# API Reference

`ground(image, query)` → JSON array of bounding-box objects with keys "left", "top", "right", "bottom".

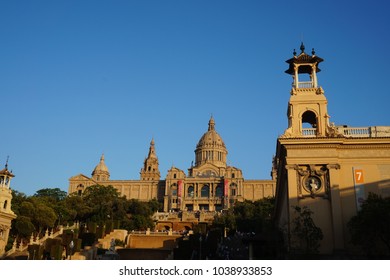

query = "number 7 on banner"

[{"left": 354, "top": 169, "right": 364, "bottom": 184}]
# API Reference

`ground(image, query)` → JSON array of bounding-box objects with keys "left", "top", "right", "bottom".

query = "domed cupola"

[
  {"left": 194, "top": 117, "right": 227, "bottom": 168},
  {"left": 92, "top": 154, "right": 110, "bottom": 181}
]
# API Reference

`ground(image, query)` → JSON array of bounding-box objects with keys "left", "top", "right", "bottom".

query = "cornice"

[
  {"left": 278, "top": 137, "right": 390, "bottom": 150},
  {"left": 283, "top": 144, "right": 390, "bottom": 150}
]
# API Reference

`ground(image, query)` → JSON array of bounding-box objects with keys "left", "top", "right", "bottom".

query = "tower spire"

[
  {"left": 5, "top": 156, "right": 9, "bottom": 170},
  {"left": 148, "top": 138, "right": 157, "bottom": 158},
  {"left": 140, "top": 138, "right": 160, "bottom": 180}
]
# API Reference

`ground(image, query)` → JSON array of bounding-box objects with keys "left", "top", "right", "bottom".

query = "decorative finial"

[
  {"left": 5, "top": 156, "right": 9, "bottom": 169},
  {"left": 312, "top": 48, "right": 316, "bottom": 55},
  {"left": 208, "top": 116, "right": 215, "bottom": 131},
  {"left": 293, "top": 49, "right": 297, "bottom": 56},
  {"left": 300, "top": 42, "right": 305, "bottom": 53}
]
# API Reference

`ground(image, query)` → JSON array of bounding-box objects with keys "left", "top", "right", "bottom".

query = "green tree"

[
  {"left": 31, "top": 199, "right": 57, "bottom": 232},
  {"left": 11, "top": 190, "right": 29, "bottom": 216},
  {"left": 13, "top": 197, "right": 58, "bottom": 236},
  {"left": 148, "top": 198, "right": 162, "bottom": 213},
  {"left": 19, "top": 201, "right": 35, "bottom": 218},
  {"left": 33, "top": 188, "right": 67, "bottom": 202},
  {"left": 212, "top": 208, "right": 236, "bottom": 232},
  {"left": 121, "top": 199, "right": 156, "bottom": 231},
  {"left": 82, "top": 185, "right": 121, "bottom": 222},
  {"left": 290, "top": 206, "right": 323, "bottom": 255},
  {"left": 348, "top": 192, "right": 390, "bottom": 257},
  {"left": 61, "top": 194, "right": 91, "bottom": 224},
  {"left": 127, "top": 199, "right": 153, "bottom": 216},
  {"left": 212, "top": 198, "right": 275, "bottom": 234},
  {"left": 14, "top": 216, "right": 35, "bottom": 239},
  {"left": 253, "top": 197, "right": 275, "bottom": 220}
]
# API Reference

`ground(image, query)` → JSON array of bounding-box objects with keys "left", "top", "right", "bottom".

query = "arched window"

[
  {"left": 302, "top": 110, "right": 317, "bottom": 128},
  {"left": 201, "top": 185, "right": 210, "bottom": 198},
  {"left": 76, "top": 184, "right": 85, "bottom": 196},
  {"left": 3, "top": 200, "right": 7, "bottom": 210},
  {"left": 187, "top": 186, "right": 194, "bottom": 197},
  {"left": 215, "top": 185, "right": 223, "bottom": 197}
]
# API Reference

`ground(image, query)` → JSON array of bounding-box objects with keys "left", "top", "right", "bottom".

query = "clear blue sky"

[{"left": 1, "top": 1, "right": 389, "bottom": 196}]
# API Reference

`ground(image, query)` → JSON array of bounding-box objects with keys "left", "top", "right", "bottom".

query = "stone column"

[
  {"left": 327, "top": 164, "right": 345, "bottom": 252},
  {"left": 163, "top": 196, "right": 169, "bottom": 212},
  {"left": 285, "top": 164, "right": 300, "bottom": 252}
]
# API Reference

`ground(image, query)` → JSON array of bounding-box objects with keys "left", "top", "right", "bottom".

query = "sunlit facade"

[
  {"left": 0, "top": 162, "right": 17, "bottom": 255},
  {"left": 68, "top": 117, "right": 275, "bottom": 212},
  {"left": 273, "top": 44, "right": 390, "bottom": 255}
]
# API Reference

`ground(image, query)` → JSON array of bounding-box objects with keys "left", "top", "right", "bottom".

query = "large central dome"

[{"left": 194, "top": 117, "right": 227, "bottom": 167}]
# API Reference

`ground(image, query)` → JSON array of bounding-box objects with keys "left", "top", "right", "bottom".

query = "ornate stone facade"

[
  {"left": 0, "top": 162, "right": 17, "bottom": 256},
  {"left": 274, "top": 44, "right": 390, "bottom": 255},
  {"left": 68, "top": 117, "right": 275, "bottom": 212}
]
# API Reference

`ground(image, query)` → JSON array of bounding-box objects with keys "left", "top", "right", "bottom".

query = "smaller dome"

[{"left": 92, "top": 154, "right": 109, "bottom": 174}]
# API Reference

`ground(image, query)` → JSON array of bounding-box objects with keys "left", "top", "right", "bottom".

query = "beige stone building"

[
  {"left": 0, "top": 162, "right": 17, "bottom": 256},
  {"left": 273, "top": 43, "right": 390, "bottom": 255},
  {"left": 68, "top": 117, "right": 275, "bottom": 212}
]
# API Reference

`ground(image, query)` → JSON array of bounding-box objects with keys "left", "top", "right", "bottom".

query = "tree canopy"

[
  {"left": 348, "top": 192, "right": 390, "bottom": 257},
  {"left": 290, "top": 206, "right": 323, "bottom": 255},
  {"left": 10, "top": 185, "right": 161, "bottom": 244},
  {"left": 212, "top": 198, "right": 275, "bottom": 234}
]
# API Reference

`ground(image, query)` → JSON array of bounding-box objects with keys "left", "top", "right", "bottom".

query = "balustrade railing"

[
  {"left": 339, "top": 127, "right": 370, "bottom": 137},
  {"left": 295, "top": 81, "right": 314, "bottom": 88},
  {"left": 302, "top": 128, "right": 317, "bottom": 136},
  {"left": 300, "top": 126, "right": 390, "bottom": 138},
  {"left": 2, "top": 223, "right": 78, "bottom": 259}
]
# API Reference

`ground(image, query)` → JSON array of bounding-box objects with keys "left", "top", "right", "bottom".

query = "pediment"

[
  {"left": 168, "top": 167, "right": 184, "bottom": 173},
  {"left": 226, "top": 166, "right": 241, "bottom": 172},
  {"left": 69, "top": 174, "right": 91, "bottom": 181}
]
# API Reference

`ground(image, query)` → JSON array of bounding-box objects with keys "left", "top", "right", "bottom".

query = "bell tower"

[
  {"left": 282, "top": 43, "right": 330, "bottom": 138},
  {"left": 140, "top": 139, "right": 161, "bottom": 181},
  {"left": 0, "top": 160, "right": 17, "bottom": 256}
]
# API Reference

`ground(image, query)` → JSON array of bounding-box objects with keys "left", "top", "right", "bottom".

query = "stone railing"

[
  {"left": 302, "top": 128, "right": 317, "bottom": 136},
  {"left": 129, "top": 228, "right": 183, "bottom": 236},
  {"left": 295, "top": 81, "right": 313, "bottom": 88},
  {"left": 153, "top": 210, "right": 219, "bottom": 224},
  {"left": 1, "top": 223, "right": 79, "bottom": 259},
  {"left": 337, "top": 126, "right": 390, "bottom": 137},
  {"left": 301, "top": 126, "right": 390, "bottom": 138}
]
